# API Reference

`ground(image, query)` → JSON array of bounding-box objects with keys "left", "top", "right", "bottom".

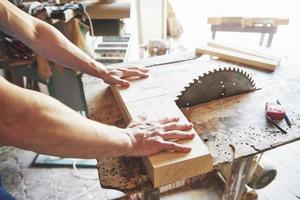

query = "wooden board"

[
  {"left": 207, "top": 40, "right": 281, "bottom": 63},
  {"left": 207, "top": 17, "right": 289, "bottom": 26},
  {"left": 196, "top": 46, "right": 279, "bottom": 71},
  {"left": 111, "top": 63, "right": 213, "bottom": 187}
]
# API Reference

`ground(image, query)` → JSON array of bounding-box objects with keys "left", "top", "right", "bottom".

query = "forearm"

[
  {"left": 0, "top": 77, "right": 132, "bottom": 158},
  {"left": 27, "top": 21, "right": 106, "bottom": 78},
  {"left": 0, "top": 1, "right": 106, "bottom": 78}
]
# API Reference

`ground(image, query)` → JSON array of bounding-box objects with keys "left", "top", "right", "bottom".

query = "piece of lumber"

[
  {"left": 195, "top": 46, "right": 279, "bottom": 71},
  {"left": 208, "top": 17, "right": 289, "bottom": 26},
  {"left": 207, "top": 40, "right": 281, "bottom": 63},
  {"left": 111, "top": 74, "right": 212, "bottom": 187}
]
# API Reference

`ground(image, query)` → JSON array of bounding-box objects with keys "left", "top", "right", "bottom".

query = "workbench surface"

[{"left": 83, "top": 55, "right": 300, "bottom": 194}]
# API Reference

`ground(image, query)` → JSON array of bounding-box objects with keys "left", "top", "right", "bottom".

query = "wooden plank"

[
  {"left": 196, "top": 46, "right": 279, "bottom": 71},
  {"left": 208, "top": 17, "right": 289, "bottom": 26},
  {"left": 207, "top": 40, "right": 281, "bottom": 63},
  {"left": 111, "top": 67, "right": 213, "bottom": 187}
]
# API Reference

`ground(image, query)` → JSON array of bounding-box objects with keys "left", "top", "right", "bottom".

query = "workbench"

[
  {"left": 83, "top": 53, "right": 300, "bottom": 199},
  {"left": 208, "top": 17, "right": 289, "bottom": 47}
]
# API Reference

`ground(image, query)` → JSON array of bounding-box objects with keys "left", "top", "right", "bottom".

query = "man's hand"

[
  {"left": 100, "top": 65, "right": 149, "bottom": 88},
  {"left": 125, "top": 117, "right": 195, "bottom": 156}
]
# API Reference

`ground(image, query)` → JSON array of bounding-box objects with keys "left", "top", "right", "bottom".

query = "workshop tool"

[
  {"left": 146, "top": 39, "right": 169, "bottom": 56},
  {"left": 266, "top": 116, "right": 287, "bottom": 134},
  {"left": 265, "top": 102, "right": 287, "bottom": 134},
  {"left": 139, "top": 39, "right": 169, "bottom": 57},
  {"left": 99, "top": 52, "right": 300, "bottom": 199},
  {"left": 265, "top": 102, "right": 285, "bottom": 120},
  {"left": 276, "top": 99, "right": 292, "bottom": 127},
  {"left": 175, "top": 67, "right": 258, "bottom": 108},
  {"left": 111, "top": 63, "right": 260, "bottom": 188}
]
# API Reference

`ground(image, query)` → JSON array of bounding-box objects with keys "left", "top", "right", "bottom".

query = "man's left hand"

[{"left": 100, "top": 65, "right": 149, "bottom": 87}]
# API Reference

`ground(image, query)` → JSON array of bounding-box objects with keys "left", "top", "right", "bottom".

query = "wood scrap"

[
  {"left": 195, "top": 45, "right": 279, "bottom": 71},
  {"left": 207, "top": 40, "right": 281, "bottom": 63}
]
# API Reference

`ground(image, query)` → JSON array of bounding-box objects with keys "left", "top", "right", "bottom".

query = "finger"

[
  {"left": 163, "top": 122, "right": 193, "bottom": 131},
  {"left": 160, "top": 131, "right": 195, "bottom": 140},
  {"left": 126, "top": 65, "right": 149, "bottom": 73},
  {"left": 159, "top": 117, "right": 180, "bottom": 124},
  {"left": 159, "top": 141, "right": 192, "bottom": 153},
  {"left": 107, "top": 76, "right": 130, "bottom": 88},
  {"left": 121, "top": 68, "right": 149, "bottom": 78}
]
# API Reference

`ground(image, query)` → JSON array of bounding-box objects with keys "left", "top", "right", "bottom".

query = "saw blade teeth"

[
  {"left": 175, "top": 93, "right": 182, "bottom": 102},
  {"left": 175, "top": 65, "right": 259, "bottom": 106}
]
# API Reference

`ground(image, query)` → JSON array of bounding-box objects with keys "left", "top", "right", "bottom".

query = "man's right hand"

[{"left": 125, "top": 117, "right": 195, "bottom": 156}]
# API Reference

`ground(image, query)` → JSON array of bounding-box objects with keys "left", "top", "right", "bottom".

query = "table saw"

[{"left": 83, "top": 52, "right": 300, "bottom": 199}]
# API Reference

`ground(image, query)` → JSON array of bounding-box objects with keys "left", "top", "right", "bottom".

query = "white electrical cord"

[
  {"left": 68, "top": 159, "right": 104, "bottom": 200},
  {"left": 72, "top": 159, "right": 98, "bottom": 180},
  {"left": 83, "top": 10, "right": 94, "bottom": 37}
]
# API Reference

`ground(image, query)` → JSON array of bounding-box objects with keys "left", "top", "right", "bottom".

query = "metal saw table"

[{"left": 83, "top": 54, "right": 300, "bottom": 199}]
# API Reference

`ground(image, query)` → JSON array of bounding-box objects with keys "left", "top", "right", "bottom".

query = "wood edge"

[
  {"left": 152, "top": 153, "right": 213, "bottom": 187},
  {"left": 110, "top": 85, "right": 132, "bottom": 124},
  {"left": 142, "top": 157, "right": 155, "bottom": 184}
]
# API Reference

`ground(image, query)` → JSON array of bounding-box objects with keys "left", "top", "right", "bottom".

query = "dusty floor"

[{"left": 0, "top": 148, "right": 126, "bottom": 200}]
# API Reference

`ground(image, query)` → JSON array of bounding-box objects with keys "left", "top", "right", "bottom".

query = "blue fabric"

[{"left": 0, "top": 176, "right": 15, "bottom": 200}]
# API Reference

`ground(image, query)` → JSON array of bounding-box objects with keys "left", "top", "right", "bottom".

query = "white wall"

[{"left": 135, "top": 0, "right": 167, "bottom": 52}]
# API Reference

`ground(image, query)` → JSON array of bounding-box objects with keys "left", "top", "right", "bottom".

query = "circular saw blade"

[{"left": 175, "top": 67, "right": 258, "bottom": 108}]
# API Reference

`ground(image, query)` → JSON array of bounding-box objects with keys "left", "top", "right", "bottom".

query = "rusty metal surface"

[{"left": 83, "top": 57, "right": 300, "bottom": 193}]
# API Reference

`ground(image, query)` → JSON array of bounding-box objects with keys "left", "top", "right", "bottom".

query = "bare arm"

[
  {"left": 0, "top": 77, "right": 194, "bottom": 158},
  {"left": 0, "top": 1, "right": 148, "bottom": 87}
]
